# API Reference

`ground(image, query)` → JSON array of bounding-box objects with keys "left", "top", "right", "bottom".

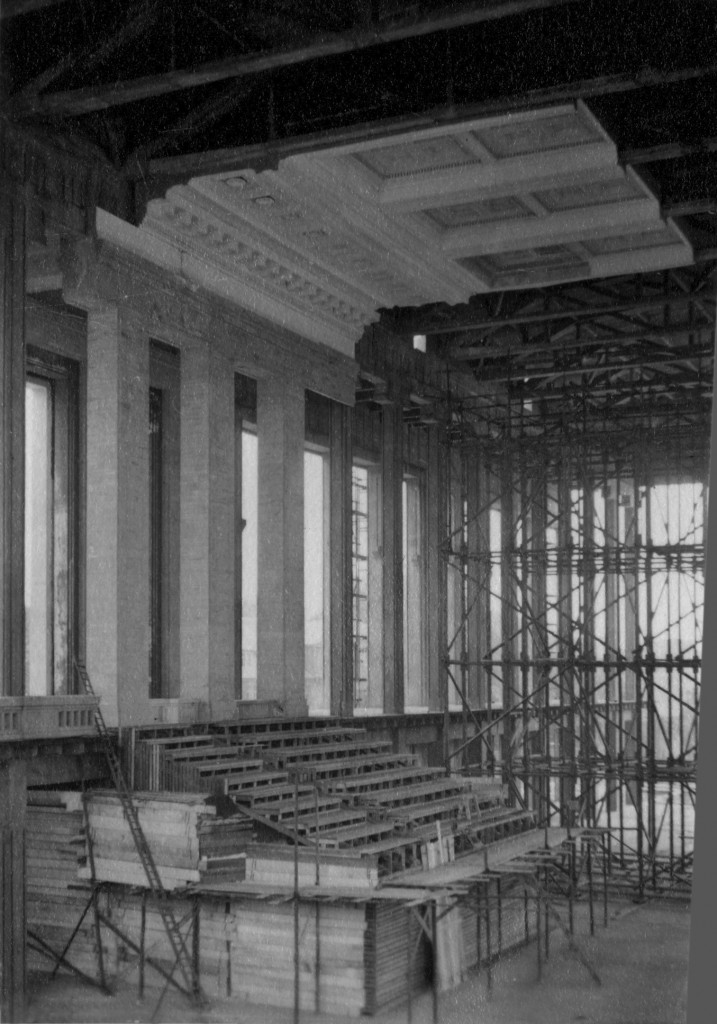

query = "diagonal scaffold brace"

[{"left": 75, "top": 659, "right": 204, "bottom": 1004}]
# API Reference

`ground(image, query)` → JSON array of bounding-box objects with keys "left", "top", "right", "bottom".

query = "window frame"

[{"left": 25, "top": 344, "right": 82, "bottom": 695}]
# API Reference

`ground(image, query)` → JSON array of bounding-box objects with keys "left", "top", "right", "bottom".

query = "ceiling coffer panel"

[{"left": 140, "top": 101, "right": 693, "bottom": 353}]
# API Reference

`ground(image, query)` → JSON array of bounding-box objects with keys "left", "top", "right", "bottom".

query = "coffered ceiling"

[{"left": 136, "top": 101, "right": 691, "bottom": 352}]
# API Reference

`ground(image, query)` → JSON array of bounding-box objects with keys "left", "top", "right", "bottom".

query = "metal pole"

[
  {"left": 406, "top": 907, "right": 413, "bottom": 1024},
  {"left": 431, "top": 900, "right": 439, "bottom": 1024},
  {"left": 568, "top": 838, "right": 575, "bottom": 935},
  {"left": 476, "top": 885, "right": 482, "bottom": 973},
  {"left": 536, "top": 888, "right": 542, "bottom": 981},
  {"left": 587, "top": 837, "right": 595, "bottom": 936},
  {"left": 485, "top": 882, "right": 493, "bottom": 995},
  {"left": 496, "top": 876, "right": 502, "bottom": 953},
  {"left": 139, "top": 890, "right": 147, "bottom": 999},
  {"left": 293, "top": 771, "right": 300, "bottom": 1024},
  {"left": 601, "top": 831, "right": 609, "bottom": 927},
  {"left": 314, "top": 778, "right": 321, "bottom": 1012},
  {"left": 192, "top": 896, "right": 200, "bottom": 997}
]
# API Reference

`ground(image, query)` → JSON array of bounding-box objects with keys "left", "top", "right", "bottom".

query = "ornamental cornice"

[
  {"left": 143, "top": 189, "right": 378, "bottom": 355},
  {"left": 60, "top": 220, "right": 359, "bottom": 401}
]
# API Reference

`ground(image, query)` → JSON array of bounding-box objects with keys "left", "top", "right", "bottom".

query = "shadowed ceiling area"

[{"left": 4, "top": 0, "right": 716, "bottom": 415}]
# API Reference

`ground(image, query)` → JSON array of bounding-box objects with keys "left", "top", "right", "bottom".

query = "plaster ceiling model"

[{"left": 133, "top": 101, "right": 692, "bottom": 354}]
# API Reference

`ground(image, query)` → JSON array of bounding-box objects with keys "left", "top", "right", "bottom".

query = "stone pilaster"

[
  {"left": 179, "top": 333, "right": 235, "bottom": 718},
  {"left": 85, "top": 306, "right": 150, "bottom": 725},
  {"left": 257, "top": 378, "right": 307, "bottom": 715}
]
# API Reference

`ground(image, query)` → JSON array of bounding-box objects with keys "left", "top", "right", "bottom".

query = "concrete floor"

[{"left": 25, "top": 898, "right": 690, "bottom": 1024}]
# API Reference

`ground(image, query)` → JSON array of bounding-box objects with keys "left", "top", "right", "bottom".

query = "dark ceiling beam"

[
  {"left": 622, "top": 137, "right": 717, "bottom": 165},
  {"left": 449, "top": 323, "right": 715, "bottom": 362},
  {"left": 14, "top": 1, "right": 162, "bottom": 101},
  {"left": 664, "top": 198, "right": 717, "bottom": 217},
  {"left": 137, "top": 60, "right": 717, "bottom": 188},
  {"left": 0, "top": 0, "right": 71, "bottom": 18},
  {"left": 386, "top": 292, "right": 716, "bottom": 336},
  {"left": 7, "top": 0, "right": 583, "bottom": 117},
  {"left": 474, "top": 345, "right": 713, "bottom": 384},
  {"left": 128, "top": 78, "right": 256, "bottom": 166}
]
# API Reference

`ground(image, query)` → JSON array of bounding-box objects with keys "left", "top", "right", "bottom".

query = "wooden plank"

[{"left": 9, "top": 2, "right": 580, "bottom": 115}]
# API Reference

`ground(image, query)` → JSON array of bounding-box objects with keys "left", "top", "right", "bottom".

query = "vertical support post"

[
  {"left": 466, "top": 448, "right": 482, "bottom": 711},
  {"left": 81, "top": 781, "right": 107, "bottom": 992},
  {"left": 257, "top": 378, "right": 307, "bottom": 715},
  {"left": 330, "top": 401, "right": 353, "bottom": 717},
  {"left": 314, "top": 901, "right": 321, "bottom": 1014},
  {"left": 381, "top": 399, "right": 404, "bottom": 714},
  {"left": 0, "top": 188, "right": 25, "bottom": 699},
  {"left": 179, "top": 333, "right": 236, "bottom": 719},
  {"left": 139, "top": 891, "right": 147, "bottom": 999},
  {"left": 531, "top": 456, "right": 550, "bottom": 823},
  {"left": 313, "top": 779, "right": 321, "bottom": 1013},
  {"left": 192, "top": 895, "right": 200, "bottom": 997},
  {"left": 475, "top": 885, "right": 482, "bottom": 973},
  {"left": 500, "top": 455, "right": 517, "bottom": 798},
  {"left": 406, "top": 907, "right": 413, "bottom": 1024},
  {"left": 430, "top": 900, "right": 439, "bottom": 1024},
  {"left": 0, "top": 760, "right": 27, "bottom": 1023},
  {"left": 557, "top": 459, "right": 576, "bottom": 816},
  {"left": 602, "top": 831, "right": 609, "bottom": 927},
  {"left": 427, "top": 422, "right": 447, "bottom": 722},
  {"left": 568, "top": 837, "right": 575, "bottom": 935},
  {"left": 83, "top": 302, "right": 150, "bottom": 726},
  {"left": 485, "top": 881, "right": 493, "bottom": 995},
  {"left": 293, "top": 772, "right": 300, "bottom": 1024},
  {"left": 536, "top": 886, "right": 542, "bottom": 981},
  {"left": 496, "top": 876, "right": 502, "bottom": 953},
  {"left": 587, "top": 837, "right": 595, "bottom": 936}
]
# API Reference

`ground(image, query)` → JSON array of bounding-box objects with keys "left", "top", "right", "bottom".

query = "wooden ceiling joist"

[
  {"left": 449, "top": 323, "right": 715, "bottom": 362},
  {"left": 7, "top": 0, "right": 583, "bottom": 117},
  {"left": 0, "top": 0, "right": 71, "bottom": 19},
  {"left": 14, "top": 1, "right": 161, "bottom": 101},
  {"left": 387, "top": 290, "right": 715, "bottom": 336}
]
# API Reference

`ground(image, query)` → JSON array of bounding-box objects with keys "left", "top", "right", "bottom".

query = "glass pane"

[
  {"left": 25, "top": 379, "right": 52, "bottom": 695},
  {"left": 352, "top": 465, "right": 369, "bottom": 709},
  {"left": 241, "top": 429, "right": 258, "bottom": 700}
]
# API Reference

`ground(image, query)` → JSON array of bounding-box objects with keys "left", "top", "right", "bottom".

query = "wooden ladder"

[{"left": 75, "top": 660, "right": 202, "bottom": 1003}]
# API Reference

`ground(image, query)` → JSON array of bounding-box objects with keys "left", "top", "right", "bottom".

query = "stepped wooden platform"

[
  {"left": 26, "top": 718, "right": 603, "bottom": 1021},
  {"left": 130, "top": 717, "right": 534, "bottom": 880}
]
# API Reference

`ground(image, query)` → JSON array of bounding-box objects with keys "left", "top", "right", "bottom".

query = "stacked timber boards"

[
  {"left": 26, "top": 791, "right": 111, "bottom": 980},
  {"left": 77, "top": 791, "right": 251, "bottom": 889}
]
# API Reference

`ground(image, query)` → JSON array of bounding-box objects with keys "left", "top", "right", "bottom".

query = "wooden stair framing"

[{"left": 129, "top": 717, "right": 535, "bottom": 879}]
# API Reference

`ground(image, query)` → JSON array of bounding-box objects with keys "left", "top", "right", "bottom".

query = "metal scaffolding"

[{"left": 439, "top": 268, "right": 713, "bottom": 899}]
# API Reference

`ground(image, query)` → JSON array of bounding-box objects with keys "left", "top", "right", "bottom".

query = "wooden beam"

[
  {"left": 0, "top": 0, "right": 71, "bottom": 18},
  {"left": 127, "top": 78, "right": 256, "bottom": 167},
  {"left": 136, "top": 61, "right": 717, "bottom": 191},
  {"left": 6, "top": 1, "right": 588, "bottom": 116},
  {"left": 386, "top": 291, "right": 715, "bottom": 336},
  {"left": 14, "top": 1, "right": 161, "bottom": 100},
  {"left": 471, "top": 344, "right": 714, "bottom": 383},
  {"left": 449, "top": 322, "right": 715, "bottom": 361},
  {"left": 622, "top": 136, "right": 717, "bottom": 165},
  {"left": 663, "top": 198, "right": 717, "bottom": 218}
]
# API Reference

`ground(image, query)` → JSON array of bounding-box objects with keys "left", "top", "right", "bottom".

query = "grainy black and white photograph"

[{"left": 1, "top": 2, "right": 715, "bottom": 1022}]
